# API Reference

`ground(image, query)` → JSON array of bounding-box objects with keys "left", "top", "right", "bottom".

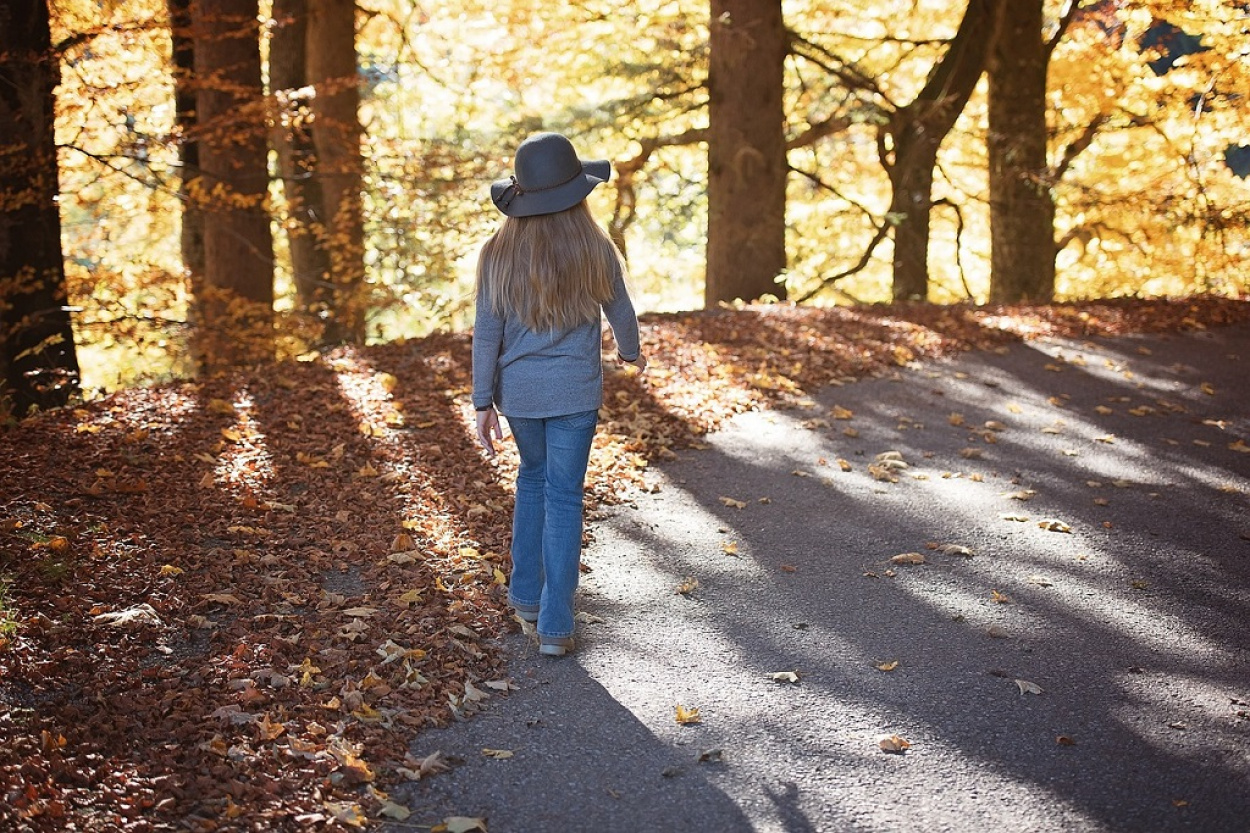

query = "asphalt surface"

[{"left": 389, "top": 323, "right": 1250, "bottom": 833}]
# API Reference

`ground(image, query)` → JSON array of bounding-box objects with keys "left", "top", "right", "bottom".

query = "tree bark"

[
  {"left": 884, "top": 0, "right": 1003, "bottom": 302},
  {"left": 306, "top": 0, "right": 364, "bottom": 342},
  {"left": 169, "top": 0, "right": 204, "bottom": 287},
  {"left": 190, "top": 0, "right": 274, "bottom": 368},
  {"left": 0, "top": 0, "right": 81, "bottom": 414},
  {"left": 271, "top": 0, "right": 332, "bottom": 333},
  {"left": 987, "top": 0, "right": 1056, "bottom": 303},
  {"left": 705, "top": 0, "right": 788, "bottom": 306}
]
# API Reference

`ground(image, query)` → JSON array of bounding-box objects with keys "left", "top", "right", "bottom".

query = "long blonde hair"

[{"left": 476, "top": 201, "right": 624, "bottom": 332}]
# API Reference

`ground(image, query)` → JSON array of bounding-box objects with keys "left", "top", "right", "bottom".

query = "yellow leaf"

[
  {"left": 837, "top": 458, "right": 853, "bottom": 472},
  {"left": 493, "top": 568, "right": 507, "bottom": 584},
  {"left": 1229, "top": 439, "right": 1250, "bottom": 453},
  {"left": 948, "top": 412, "right": 965, "bottom": 426},
  {"left": 874, "top": 660, "right": 899, "bottom": 672},
  {"left": 324, "top": 802, "right": 367, "bottom": 828},
  {"left": 718, "top": 496, "right": 746, "bottom": 509},
  {"left": 878, "top": 734, "right": 910, "bottom": 753},
  {"left": 221, "top": 428, "right": 243, "bottom": 443},
  {"left": 1038, "top": 519, "right": 1072, "bottom": 533},
  {"left": 481, "top": 748, "right": 514, "bottom": 759},
  {"left": 991, "top": 590, "right": 1011, "bottom": 604},
  {"left": 721, "top": 540, "right": 739, "bottom": 555},
  {"left": 831, "top": 405, "right": 854, "bottom": 420},
  {"left": 356, "top": 462, "right": 380, "bottom": 478},
  {"left": 1201, "top": 382, "right": 1216, "bottom": 395},
  {"left": 207, "top": 398, "right": 236, "bottom": 415},
  {"left": 159, "top": 564, "right": 183, "bottom": 577},
  {"left": 352, "top": 704, "right": 384, "bottom": 723},
  {"left": 676, "top": 577, "right": 699, "bottom": 595},
  {"left": 675, "top": 704, "right": 702, "bottom": 724},
  {"left": 377, "top": 372, "right": 398, "bottom": 393}
]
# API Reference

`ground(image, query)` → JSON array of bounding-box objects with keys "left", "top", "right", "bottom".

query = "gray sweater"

[{"left": 471, "top": 269, "right": 641, "bottom": 419}]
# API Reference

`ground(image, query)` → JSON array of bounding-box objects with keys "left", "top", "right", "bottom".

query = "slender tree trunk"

[
  {"left": 884, "top": 0, "right": 1003, "bottom": 302},
  {"left": 705, "top": 0, "right": 788, "bottom": 306},
  {"left": 270, "top": 0, "right": 331, "bottom": 332},
  {"left": 169, "top": 0, "right": 204, "bottom": 288},
  {"left": 885, "top": 147, "right": 939, "bottom": 302},
  {"left": 190, "top": 0, "right": 274, "bottom": 368},
  {"left": 0, "top": 0, "right": 81, "bottom": 414},
  {"left": 987, "top": 0, "right": 1055, "bottom": 303},
  {"left": 306, "top": 0, "right": 364, "bottom": 342}
]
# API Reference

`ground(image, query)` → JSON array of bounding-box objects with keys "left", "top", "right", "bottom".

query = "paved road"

[{"left": 390, "top": 323, "right": 1250, "bottom": 833}]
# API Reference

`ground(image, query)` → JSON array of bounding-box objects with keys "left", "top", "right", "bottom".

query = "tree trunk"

[
  {"left": 169, "top": 0, "right": 204, "bottom": 288},
  {"left": 270, "top": 0, "right": 331, "bottom": 333},
  {"left": 884, "top": 0, "right": 1003, "bottom": 302},
  {"left": 190, "top": 0, "right": 274, "bottom": 368},
  {"left": 0, "top": 0, "right": 81, "bottom": 415},
  {"left": 306, "top": 0, "right": 364, "bottom": 343},
  {"left": 987, "top": 0, "right": 1055, "bottom": 303},
  {"left": 705, "top": 0, "right": 788, "bottom": 306},
  {"left": 886, "top": 150, "right": 938, "bottom": 302}
]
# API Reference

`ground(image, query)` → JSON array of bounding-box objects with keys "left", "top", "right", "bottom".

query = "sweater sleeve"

[
  {"left": 602, "top": 267, "right": 641, "bottom": 361},
  {"left": 471, "top": 291, "right": 504, "bottom": 410}
]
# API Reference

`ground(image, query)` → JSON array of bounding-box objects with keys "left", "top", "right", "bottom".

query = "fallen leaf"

[
  {"left": 1056, "top": 735, "right": 1077, "bottom": 746},
  {"left": 719, "top": 496, "right": 746, "bottom": 509},
  {"left": 890, "top": 552, "right": 926, "bottom": 565},
  {"left": 831, "top": 405, "right": 854, "bottom": 420},
  {"left": 837, "top": 458, "right": 853, "bottom": 472},
  {"left": 377, "top": 800, "right": 411, "bottom": 820},
  {"left": 698, "top": 748, "right": 724, "bottom": 763},
  {"left": 874, "top": 660, "right": 899, "bottom": 672},
  {"left": 676, "top": 577, "right": 699, "bottom": 595},
  {"left": 1015, "top": 679, "right": 1043, "bottom": 695},
  {"left": 436, "top": 817, "right": 488, "bottom": 833},
  {"left": 768, "top": 671, "right": 801, "bottom": 684},
  {"left": 1038, "top": 519, "right": 1072, "bottom": 533},
  {"left": 878, "top": 734, "right": 910, "bottom": 753},
  {"left": 481, "top": 748, "right": 513, "bottom": 759},
  {"left": 721, "top": 540, "right": 740, "bottom": 555},
  {"left": 675, "top": 704, "right": 702, "bottom": 725},
  {"left": 324, "top": 802, "right": 367, "bottom": 828}
]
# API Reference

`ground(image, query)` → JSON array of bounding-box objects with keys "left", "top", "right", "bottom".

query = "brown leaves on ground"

[{"left": 1, "top": 297, "right": 1247, "bottom": 829}]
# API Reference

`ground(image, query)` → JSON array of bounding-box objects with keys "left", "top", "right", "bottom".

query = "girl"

[{"left": 472, "top": 132, "right": 647, "bottom": 656}]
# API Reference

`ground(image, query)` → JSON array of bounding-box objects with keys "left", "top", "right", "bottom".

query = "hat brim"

[{"left": 490, "top": 158, "right": 611, "bottom": 217}]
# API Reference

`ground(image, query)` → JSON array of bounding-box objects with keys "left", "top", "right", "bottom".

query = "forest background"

[{"left": 0, "top": 0, "right": 1247, "bottom": 412}]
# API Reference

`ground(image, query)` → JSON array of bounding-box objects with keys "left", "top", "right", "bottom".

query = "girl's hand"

[
  {"left": 476, "top": 407, "right": 503, "bottom": 457},
  {"left": 622, "top": 353, "right": 648, "bottom": 373}
]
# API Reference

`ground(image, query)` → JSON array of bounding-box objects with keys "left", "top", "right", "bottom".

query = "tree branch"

[
  {"left": 1045, "top": 0, "right": 1084, "bottom": 62},
  {"left": 795, "top": 222, "right": 891, "bottom": 304}
]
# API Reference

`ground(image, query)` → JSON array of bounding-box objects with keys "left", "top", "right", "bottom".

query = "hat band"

[{"left": 497, "top": 166, "right": 585, "bottom": 210}]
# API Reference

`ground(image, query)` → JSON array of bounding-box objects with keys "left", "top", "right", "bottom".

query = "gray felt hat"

[{"left": 490, "top": 132, "right": 611, "bottom": 217}]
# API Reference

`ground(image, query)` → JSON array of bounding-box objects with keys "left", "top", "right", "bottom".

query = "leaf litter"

[{"left": 1, "top": 298, "right": 1247, "bottom": 828}]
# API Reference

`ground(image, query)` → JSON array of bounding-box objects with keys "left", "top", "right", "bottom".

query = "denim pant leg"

[
  {"left": 507, "top": 410, "right": 598, "bottom": 639},
  {"left": 506, "top": 418, "right": 546, "bottom": 616}
]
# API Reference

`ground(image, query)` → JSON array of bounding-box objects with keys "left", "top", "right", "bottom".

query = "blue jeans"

[{"left": 505, "top": 409, "right": 598, "bottom": 639}]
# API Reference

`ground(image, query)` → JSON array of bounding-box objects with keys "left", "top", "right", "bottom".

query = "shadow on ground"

[{"left": 389, "top": 324, "right": 1250, "bottom": 833}]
